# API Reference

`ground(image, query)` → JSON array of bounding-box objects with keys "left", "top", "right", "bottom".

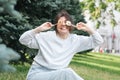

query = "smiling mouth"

[{"left": 60, "top": 27, "right": 67, "bottom": 30}]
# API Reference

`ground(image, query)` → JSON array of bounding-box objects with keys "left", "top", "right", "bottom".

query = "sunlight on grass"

[
  {"left": 0, "top": 52, "right": 120, "bottom": 80},
  {"left": 70, "top": 52, "right": 120, "bottom": 80},
  {"left": 70, "top": 63, "right": 120, "bottom": 80},
  {"left": 72, "top": 59, "right": 120, "bottom": 73}
]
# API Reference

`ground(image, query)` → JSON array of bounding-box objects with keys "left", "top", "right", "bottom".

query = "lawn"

[
  {"left": 0, "top": 52, "right": 120, "bottom": 80},
  {"left": 71, "top": 52, "right": 120, "bottom": 80}
]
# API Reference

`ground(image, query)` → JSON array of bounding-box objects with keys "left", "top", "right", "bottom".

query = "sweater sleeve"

[
  {"left": 19, "top": 30, "right": 39, "bottom": 49},
  {"left": 75, "top": 31, "right": 103, "bottom": 52}
]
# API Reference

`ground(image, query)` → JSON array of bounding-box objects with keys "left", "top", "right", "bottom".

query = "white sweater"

[{"left": 19, "top": 30, "right": 103, "bottom": 69}]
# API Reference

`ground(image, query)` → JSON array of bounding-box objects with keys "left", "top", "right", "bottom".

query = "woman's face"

[{"left": 56, "top": 16, "right": 70, "bottom": 35}]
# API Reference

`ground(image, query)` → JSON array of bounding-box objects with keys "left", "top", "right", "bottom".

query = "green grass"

[
  {"left": 0, "top": 52, "right": 120, "bottom": 80},
  {"left": 70, "top": 52, "right": 120, "bottom": 80},
  {"left": 0, "top": 64, "right": 30, "bottom": 80}
]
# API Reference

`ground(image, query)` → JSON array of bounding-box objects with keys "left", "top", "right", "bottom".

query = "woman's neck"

[{"left": 56, "top": 32, "right": 70, "bottom": 39}]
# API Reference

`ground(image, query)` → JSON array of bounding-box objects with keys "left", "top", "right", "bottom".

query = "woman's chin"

[{"left": 59, "top": 30, "right": 69, "bottom": 34}]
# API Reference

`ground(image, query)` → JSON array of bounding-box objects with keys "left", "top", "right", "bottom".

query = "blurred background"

[{"left": 0, "top": 0, "right": 120, "bottom": 80}]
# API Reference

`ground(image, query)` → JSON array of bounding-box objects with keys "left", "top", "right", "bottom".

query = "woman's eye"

[
  {"left": 58, "top": 21, "right": 62, "bottom": 24},
  {"left": 66, "top": 21, "right": 71, "bottom": 26}
]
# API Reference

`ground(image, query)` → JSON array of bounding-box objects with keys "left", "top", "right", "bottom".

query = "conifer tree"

[{"left": 0, "top": 0, "right": 86, "bottom": 64}]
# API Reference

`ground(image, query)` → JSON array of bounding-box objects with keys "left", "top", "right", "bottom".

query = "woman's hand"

[
  {"left": 34, "top": 22, "right": 53, "bottom": 33},
  {"left": 76, "top": 22, "right": 95, "bottom": 34}
]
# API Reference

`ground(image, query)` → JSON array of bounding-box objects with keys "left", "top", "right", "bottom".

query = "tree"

[
  {"left": 0, "top": 15, "right": 35, "bottom": 64},
  {"left": 16, "top": 0, "right": 85, "bottom": 26},
  {"left": 80, "top": 0, "right": 120, "bottom": 28},
  {"left": 0, "top": 0, "right": 22, "bottom": 19},
  {"left": 0, "top": 0, "right": 86, "bottom": 64}
]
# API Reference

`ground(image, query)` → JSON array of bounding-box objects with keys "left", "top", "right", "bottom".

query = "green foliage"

[
  {"left": 99, "top": 2, "right": 107, "bottom": 9},
  {"left": 0, "top": 0, "right": 22, "bottom": 19},
  {"left": 87, "top": 1, "right": 95, "bottom": 13},
  {"left": 80, "top": 0, "right": 120, "bottom": 27},
  {"left": 0, "top": 0, "right": 86, "bottom": 64},
  {"left": 16, "top": 0, "right": 85, "bottom": 26},
  {"left": 115, "top": 2, "right": 120, "bottom": 11},
  {"left": 111, "top": 18, "right": 116, "bottom": 27},
  {"left": 0, "top": 15, "right": 36, "bottom": 64},
  {"left": 0, "top": 15, "right": 31, "bottom": 47},
  {"left": 0, "top": 44, "right": 20, "bottom": 72}
]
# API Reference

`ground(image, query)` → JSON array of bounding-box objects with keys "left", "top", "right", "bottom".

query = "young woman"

[{"left": 19, "top": 10, "right": 103, "bottom": 80}]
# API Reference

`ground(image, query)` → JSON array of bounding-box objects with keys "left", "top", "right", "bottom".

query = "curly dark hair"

[{"left": 54, "top": 10, "right": 74, "bottom": 32}]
